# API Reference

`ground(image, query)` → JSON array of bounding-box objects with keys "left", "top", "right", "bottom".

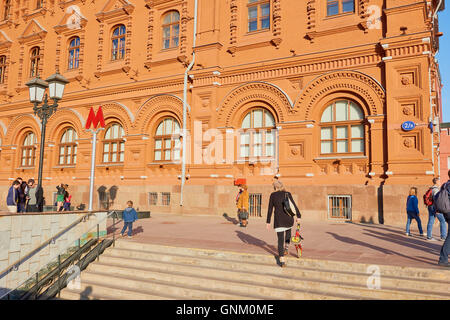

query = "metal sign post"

[{"left": 85, "top": 106, "right": 106, "bottom": 212}]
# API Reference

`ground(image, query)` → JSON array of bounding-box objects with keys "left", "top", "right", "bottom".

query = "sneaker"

[
  {"left": 127, "top": 235, "right": 132, "bottom": 238},
  {"left": 419, "top": 234, "right": 425, "bottom": 237},
  {"left": 441, "top": 237, "right": 447, "bottom": 241},
  {"left": 438, "top": 261, "right": 450, "bottom": 268},
  {"left": 427, "top": 237, "right": 437, "bottom": 241},
  {"left": 120, "top": 233, "right": 124, "bottom": 237},
  {"left": 405, "top": 233, "right": 411, "bottom": 236}
]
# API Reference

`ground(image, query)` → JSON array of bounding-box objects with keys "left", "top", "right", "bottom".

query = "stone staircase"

[{"left": 57, "top": 239, "right": 450, "bottom": 300}]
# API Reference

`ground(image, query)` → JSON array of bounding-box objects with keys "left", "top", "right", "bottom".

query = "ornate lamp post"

[{"left": 25, "top": 73, "right": 69, "bottom": 192}]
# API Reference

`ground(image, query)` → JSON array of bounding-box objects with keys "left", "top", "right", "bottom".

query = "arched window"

[
  {"left": 21, "top": 132, "right": 36, "bottom": 167},
  {"left": 30, "top": 47, "right": 40, "bottom": 77},
  {"left": 240, "top": 108, "right": 276, "bottom": 159},
  {"left": 154, "top": 117, "right": 181, "bottom": 161},
  {"left": 320, "top": 100, "right": 365, "bottom": 154},
  {"left": 0, "top": 55, "right": 6, "bottom": 83},
  {"left": 162, "top": 11, "right": 180, "bottom": 49},
  {"left": 111, "top": 25, "right": 126, "bottom": 61},
  {"left": 59, "top": 128, "right": 78, "bottom": 165},
  {"left": 102, "top": 123, "right": 125, "bottom": 163},
  {"left": 68, "top": 37, "right": 80, "bottom": 70},
  {"left": 248, "top": 0, "right": 270, "bottom": 32}
]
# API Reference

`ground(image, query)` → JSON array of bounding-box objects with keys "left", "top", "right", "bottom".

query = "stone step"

[
  {"left": 104, "top": 247, "right": 449, "bottom": 296},
  {"left": 112, "top": 241, "right": 450, "bottom": 282},
  {"left": 86, "top": 261, "right": 360, "bottom": 300},
  {"left": 58, "top": 280, "right": 178, "bottom": 300},
  {"left": 79, "top": 270, "right": 262, "bottom": 300},
  {"left": 92, "top": 255, "right": 446, "bottom": 300}
]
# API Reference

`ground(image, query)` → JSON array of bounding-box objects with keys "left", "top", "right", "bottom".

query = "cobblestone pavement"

[{"left": 108, "top": 212, "right": 447, "bottom": 270}]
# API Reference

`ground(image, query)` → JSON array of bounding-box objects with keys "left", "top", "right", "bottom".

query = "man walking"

[
  {"left": 436, "top": 170, "right": 450, "bottom": 267},
  {"left": 425, "top": 177, "right": 447, "bottom": 241},
  {"left": 26, "top": 179, "right": 43, "bottom": 213}
]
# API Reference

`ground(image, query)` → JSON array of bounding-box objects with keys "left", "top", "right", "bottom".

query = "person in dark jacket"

[
  {"left": 18, "top": 181, "right": 28, "bottom": 213},
  {"left": 120, "top": 200, "right": 138, "bottom": 238},
  {"left": 266, "top": 180, "right": 301, "bottom": 267},
  {"left": 6, "top": 180, "right": 20, "bottom": 213},
  {"left": 406, "top": 187, "right": 424, "bottom": 237},
  {"left": 437, "top": 170, "right": 450, "bottom": 267}
]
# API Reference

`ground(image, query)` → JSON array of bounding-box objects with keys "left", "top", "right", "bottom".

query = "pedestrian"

[
  {"left": 63, "top": 186, "right": 72, "bottom": 211},
  {"left": 120, "top": 200, "right": 138, "bottom": 238},
  {"left": 236, "top": 184, "right": 249, "bottom": 227},
  {"left": 26, "top": 179, "right": 43, "bottom": 213},
  {"left": 405, "top": 187, "right": 424, "bottom": 237},
  {"left": 425, "top": 177, "right": 447, "bottom": 241},
  {"left": 56, "top": 184, "right": 65, "bottom": 211},
  {"left": 17, "top": 180, "right": 28, "bottom": 213},
  {"left": 6, "top": 180, "right": 20, "bottom": 213},
  {"left": 266, "top": 180, "right": 301, "bottom": 267},
  {"left": 434, "top": 170, "right": 450, "bottom": 267}
]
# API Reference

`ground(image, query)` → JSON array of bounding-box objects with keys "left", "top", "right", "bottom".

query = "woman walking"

[
  {"left": 406, "top": 187, "right": 424, "bottom": 237},
  {"left": 266, "top": 180, "right": 301, "bottom": 267}
]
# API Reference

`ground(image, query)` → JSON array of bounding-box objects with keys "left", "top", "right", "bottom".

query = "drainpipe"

[
  {"left": 427, "top": 0, "right": 443, "bottom": 177},
  {"left": 180, "top": 0, "right": 198, "bottom": 206}
]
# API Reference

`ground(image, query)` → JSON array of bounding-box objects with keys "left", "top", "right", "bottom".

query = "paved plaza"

[{"left": 108, "top": 212, "right": 447, "bottom": 270}]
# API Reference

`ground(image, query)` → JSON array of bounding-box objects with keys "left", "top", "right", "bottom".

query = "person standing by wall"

[
  {"left": 236, "top": 184, "right": 249, "bottom": 227},
  {"left": 266, "top": 180, "right": 301, "bottom": 267},
  {"left": 406, "top": 187, "right": 424, "bottom": 237},
  {"left": 26, "top": 179, "right": 43, "bottom": 213},
  {"left": 435, "top": 170, "right": 450, "bottom": 268},
  {"left": 6, "top": 180, "right": 20, "bottom": 213},
  {"left": 425, "top": 177, "right": 447, "bottom": 241},
  {"left": 56, "top": 184, "right": 65, "bottom": 212}
]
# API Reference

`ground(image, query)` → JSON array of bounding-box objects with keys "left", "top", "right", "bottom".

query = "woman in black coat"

[{"left": 266, "top": 180, "right": 301, "bottom": 267}]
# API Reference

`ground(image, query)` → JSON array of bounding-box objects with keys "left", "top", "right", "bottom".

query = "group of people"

[
  {"left": 5, "top": 178, "right": 73, "bottom": 213},
  {"left": 55, "top": 183, "right": 72, "bottom": 212},
  {"left": 6, "top": 177, "right": 43, "bottom": 213},
  {"left": 406, "top": 172, "right": 450, "bottom": 267},
  {"left": 235, "top": 177, "right": 301, "bottom": 268}
]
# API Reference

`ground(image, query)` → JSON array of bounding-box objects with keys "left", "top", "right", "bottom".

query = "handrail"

[
  {"left": 0, "top": 210, "right": 112, "bottom": 284},
  {"left": 0, "top": 210, "right": 119, "bottom": 300},
  {"left": 0, "top": 210, "right": 99, "bottom": 217}
]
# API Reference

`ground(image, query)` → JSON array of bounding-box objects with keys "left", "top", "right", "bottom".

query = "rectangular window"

[
  {"left": 249, "top": 193, "right": 262, "bottom": 217},
  {"left": 248, "top": 0, "right": 270, "bottom": 32},
  {"left": 161, "top": 192, "right": 170, "bottom": 206},
  {"left": 149, "top": 192, "right": 158, "bottom": 206},
  {"left": 328, "top": 195, "right": 351, "bottom": 219},
  {"left": 327, "top": 0, "right": 354, "bottom": 16}
]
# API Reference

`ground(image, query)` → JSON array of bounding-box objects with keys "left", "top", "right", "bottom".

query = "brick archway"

[{"left": 295, "top": 70, "right": 386, "bottom": 120}]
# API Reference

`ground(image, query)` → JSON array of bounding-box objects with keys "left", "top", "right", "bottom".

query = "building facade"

[{"left": 0, "top": 0, "right": 444, "bottom": 225}]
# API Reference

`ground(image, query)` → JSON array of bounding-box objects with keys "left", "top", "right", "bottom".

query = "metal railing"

[{"left": 0, "top": 210, "right": 120, "bottom": 300}]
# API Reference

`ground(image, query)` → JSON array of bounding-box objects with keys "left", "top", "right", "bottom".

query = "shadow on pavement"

[
  {"left": 326, "top": 232, "right": 437, "bottom": 266},
  {"left": 235, "top": 230, "right": 278, "bottom": 260},
  {"left": 223, "top": 213, "right": 239, "bottom": 225}
]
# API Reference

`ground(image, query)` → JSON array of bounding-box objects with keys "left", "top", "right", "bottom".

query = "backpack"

[
  {"left": 423, "top": 188, "right": 434, "bottom": 206},
  {"left": 433, "top": 183, "right": 450, "bottom": 217}
]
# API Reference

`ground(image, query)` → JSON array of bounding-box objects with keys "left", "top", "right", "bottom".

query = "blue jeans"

[
  {"left": 406, "top": 211, "right": 423, "bottom": 235},
  {"left": 427, "top": 206, "right": 448, "bottom": 239},
  {"left": 121, "top": 221, "right": 133, "bottom": 236},
  {"left": 439, "top": 223, "right": 450, "bottom": 264}
]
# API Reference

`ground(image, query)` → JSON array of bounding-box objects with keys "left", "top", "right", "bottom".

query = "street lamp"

[{"left": 25, "top": 72, "right": 69, "bottom": 194}]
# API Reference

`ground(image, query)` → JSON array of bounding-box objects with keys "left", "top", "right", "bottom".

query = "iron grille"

[
  {"left": 328, "top": 195, "right": 352, "bottom": 220},
  {"left": 249, "top": 193, "right": 262, "bottom": 217},
  {"left": 148, "top": 192, "right": 158, "bottom": 206},
  {"left": 161, "top": 192, "right": 170, "bottom": 206}
]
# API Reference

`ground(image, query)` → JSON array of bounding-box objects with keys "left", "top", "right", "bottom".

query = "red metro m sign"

[{"left": 85, "top": 106, "right": 106, "bottom": 130}]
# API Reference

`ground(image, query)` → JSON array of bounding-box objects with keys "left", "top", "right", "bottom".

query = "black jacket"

[{"left": 266, "top": 191, "right": 301, "bottom": 229}]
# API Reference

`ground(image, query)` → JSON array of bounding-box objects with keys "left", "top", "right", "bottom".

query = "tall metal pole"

[
  {"left": 37, "top": 115, "right": 47, "bottom": 192},
  {"left": 88, "top": 129, "right": 97, "bottom": 211}
]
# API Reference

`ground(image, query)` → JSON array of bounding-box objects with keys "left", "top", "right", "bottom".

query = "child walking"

[{"left": 120, "top": 200, "right": 138, "bottom": 238}]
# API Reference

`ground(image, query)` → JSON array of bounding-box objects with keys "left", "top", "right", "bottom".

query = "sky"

[{"left": 437, "top": 8, "right": 450, "bottom": 123}]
